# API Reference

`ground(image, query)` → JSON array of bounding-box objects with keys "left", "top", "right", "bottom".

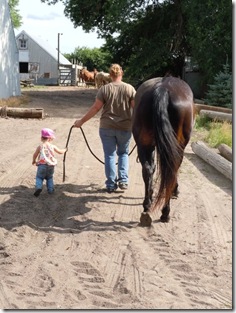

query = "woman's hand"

[{"left": 74, "top": 119, "right": 83, "bottom": 128}]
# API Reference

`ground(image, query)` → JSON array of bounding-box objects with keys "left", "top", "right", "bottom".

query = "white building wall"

[
  {"left": 19, "top": 50, "right": 29, "bottom": 62},
  {"left": 27, "top": 38, "right": 58, "bottom": 78},
  {"left": 0, "top": 0, "right": 21, "bottom": 99},
  {"left": 16, "top": 30, "right": 72, "bottom": 84}
]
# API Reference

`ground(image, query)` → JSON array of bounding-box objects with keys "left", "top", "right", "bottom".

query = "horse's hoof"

[
  {"left": 160, "top": 215, "right": 170, "bottom": 223},
  {"left": 139, "top": 212, "right": 152, "bottom": 227},
  {"left": 171, "top": 190, "right": 179, "bottom": 199}
]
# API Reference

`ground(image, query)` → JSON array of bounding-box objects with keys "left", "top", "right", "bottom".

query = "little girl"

[{"left": 32, "top": 128, "right": 67, "bottom": 197}]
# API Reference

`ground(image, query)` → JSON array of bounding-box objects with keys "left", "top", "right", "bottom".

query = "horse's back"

[
  {"left": 135, "top": 76, "right": 193, "bottom": 106},
  {"left": 134, "top": 76, "right": 194, "bottom": 121},
  {"left": 161, "top": 76, "right": 194, "bottom": 109},
  {"left": 132, "top": 76, "right": 195, "bottom": 147},
  {"left": 133, "top": 77, "right": 162, "bottom": 128},
  {"left": 134, "top": 77, "right": 163, "bottom": 108}
]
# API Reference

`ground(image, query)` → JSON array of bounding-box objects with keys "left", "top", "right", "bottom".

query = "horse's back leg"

[
  {"left": 172, "top": 182, "right": 179, "bottom": 198},
  {"left": 170, "top": 152, "right": 183, "bottom": 199},
  {"left": 160, "top": 200, "right": 170, "bottom": 222},
  {"left": 138, "top": 145, "right": 155, "bottom": 212},
  {"left": 139, "top": 146, "right": 156, "bottom": 227}
]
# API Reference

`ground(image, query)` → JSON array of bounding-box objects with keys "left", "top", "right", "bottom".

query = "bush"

[{"left": 204, "top": 63, "right": 232, "bottom": 109}]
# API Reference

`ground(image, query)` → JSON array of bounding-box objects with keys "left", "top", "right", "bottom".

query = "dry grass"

[
  {"left": 0, "top": 94, "right": 29, "bottom": 108},
  {"left": 193, "top": 114, "right": 232, "bottom": 148}
]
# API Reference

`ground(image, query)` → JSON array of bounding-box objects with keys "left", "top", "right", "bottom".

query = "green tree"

[
  {"left": 41, "top": 0, "right": 232, "bottom": 88},
  {"left": 104, "top": 1, "right": 189, "bottom": 83},
  {"left": 204, "top": 63, "right": 232, "bottom": 108},
  {"left": 8, "top": 0, "right": 22, "bottom": 28},
  {"left": 182, "top": 0, "right": 232, "bottom": 84},
  {"left": 64, "top": 47, "right": 112, "bottom": 71},
  {"left": 41, "top": 0, "right": 144, "bottom": 37}
]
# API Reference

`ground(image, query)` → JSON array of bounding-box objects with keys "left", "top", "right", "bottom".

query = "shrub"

[{"left": 204, "top": 63, "right": 232, "bottom": 109}]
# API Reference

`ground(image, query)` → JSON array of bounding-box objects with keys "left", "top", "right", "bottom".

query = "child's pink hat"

[{"left": 41, "top": 128, "right": 55, "bottom": 138}]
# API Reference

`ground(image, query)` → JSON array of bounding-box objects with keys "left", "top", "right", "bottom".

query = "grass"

[
  {"left": 194, "top": 114, "right": 232, "bottom": 148},
  {"left": 0, "top": 85, "right": 46, "bottom": 108},
  {"left": 0, "top": 94, "right": 29, "bottom": 108}
]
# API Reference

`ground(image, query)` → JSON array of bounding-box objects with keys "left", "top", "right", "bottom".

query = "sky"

[{"left": 15, "top": 0, "right": 105, "bottom": 54}]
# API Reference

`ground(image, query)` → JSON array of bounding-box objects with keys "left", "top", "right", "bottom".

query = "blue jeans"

[
  {"left": 99, "top": 128, "right": 132, "bottom": 189},
  {"left": 35, "top": 164, "right": 55, "bottom": 193}
]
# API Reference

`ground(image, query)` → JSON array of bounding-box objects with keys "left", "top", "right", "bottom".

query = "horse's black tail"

[{"left": 152, "top": 86, "right": 182, "bottom": 207}]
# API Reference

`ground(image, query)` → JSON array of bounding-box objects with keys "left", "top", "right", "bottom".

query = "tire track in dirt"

[
  {"left": 0, "top": 88, "right": 232, "bottom": 309},
  {"left": 99, "top": 146, "right": 232, "bottom": 309},
  {"left": 166, "top": 153, "right": 232, "bottom": 308}
]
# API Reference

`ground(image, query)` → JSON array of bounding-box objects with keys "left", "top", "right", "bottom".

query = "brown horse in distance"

[{"left": 79, "top": 68, "right": 97, "bottom": 84}]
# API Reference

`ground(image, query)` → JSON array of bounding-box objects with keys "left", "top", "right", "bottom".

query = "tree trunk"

[
  {"left": 0, "top": 107, "right": 44, "bottom": 119},
  {"left": 191, "top": 141, "right": 232, "bottom": 181},
  {"left": 194, "top": 103, "right": 232, "bottom": 114},
  {"left": 218, "top": 144, "right": 232, "bottom": 163},
  {"left": 199, "top": 110, "right": 232, "bottom": 123}
]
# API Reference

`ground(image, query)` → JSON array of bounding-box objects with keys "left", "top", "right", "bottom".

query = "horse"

[
  {"left": 132, "top": 76, "right": 195, "bottom": 227},
  {"left": 79, "top": 68, "right": 97, "bottom": 85},
  {"left": 95, "top": 71, "right": 112, "bottom": 88}
]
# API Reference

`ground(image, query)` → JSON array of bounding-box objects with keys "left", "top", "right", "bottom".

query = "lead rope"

[
  {"left": 63, "top": 125, "right": 74, "bottom": 182},
  {"left": 63, "top": 126, "right": 137, "bottom": 182}
]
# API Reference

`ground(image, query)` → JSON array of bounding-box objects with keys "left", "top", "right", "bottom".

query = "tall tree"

[
  {"left": 8, "top": 0, "right": 22, "bottom": 28},
  {"left": 182, "top": 0, "right": 232, "bottom": 84},
  {"left": 64, "top": 47, "right": 112, "bottom": 71},
  {"left": 41, "top": 0, "right": 147, "bottom": 37},
  {"left": 41, "top": 0, "right": 232, "bottom": 87},
  {"left": 104, "top": 1, "right": 189, "bottom": 82}
]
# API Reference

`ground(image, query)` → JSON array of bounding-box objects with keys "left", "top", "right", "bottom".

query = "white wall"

[{"left": 0, "top": 0, "right": 21, "bottom": 99}]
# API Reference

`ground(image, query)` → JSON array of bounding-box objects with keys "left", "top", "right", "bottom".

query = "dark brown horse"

[{"left": 132, "top": 76, "right": 195, "bottom": 226}]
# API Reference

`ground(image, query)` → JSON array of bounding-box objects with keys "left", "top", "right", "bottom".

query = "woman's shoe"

[
  {"left": 106, "top": 187, "right": 116, "bottom": 193},
  {"left": 118, "top": 182, "right": 128, "bottom": 190},
  {"left": 34, "top": 189, "right": 42, "bottom": 197}
]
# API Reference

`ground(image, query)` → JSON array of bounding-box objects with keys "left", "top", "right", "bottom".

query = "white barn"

[
  {"left": 0, "top": 0, "right": 21, "bottom": 99},
  {"left": 15, "top": 30, "right": 73, "bottom": 85}
]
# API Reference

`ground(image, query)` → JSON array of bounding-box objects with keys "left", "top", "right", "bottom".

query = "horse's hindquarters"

[{"left": 133, "top": 76, "right": 194, "bottom": 226}]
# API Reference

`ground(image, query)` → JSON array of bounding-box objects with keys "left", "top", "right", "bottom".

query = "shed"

[
  {"left": 15, "top": 30, "right": 73, "bottom": 85},
  {"left": 0, "top": 0, "right": 21, "bottom": 99}
]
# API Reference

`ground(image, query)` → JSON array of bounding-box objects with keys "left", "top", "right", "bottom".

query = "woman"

[{"left": 74, "top": 64, "right": 136, "bottom": 193}]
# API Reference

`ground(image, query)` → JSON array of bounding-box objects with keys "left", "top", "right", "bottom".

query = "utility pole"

[{"left": 57, "top": 33, "right": 63, "bottom": 85}]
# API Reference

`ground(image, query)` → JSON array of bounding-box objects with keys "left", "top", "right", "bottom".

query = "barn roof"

[{"left": 15, "top": 30, "right": 71, "bottom": 65}]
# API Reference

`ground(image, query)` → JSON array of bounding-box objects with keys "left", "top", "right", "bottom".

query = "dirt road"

[{"left": 0, "top": 87, "right": 232, "bottom": 309}]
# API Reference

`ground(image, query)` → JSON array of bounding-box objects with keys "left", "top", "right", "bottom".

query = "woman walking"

[{"left": 74, "top": 64, "right": 136, "bottom": 193}]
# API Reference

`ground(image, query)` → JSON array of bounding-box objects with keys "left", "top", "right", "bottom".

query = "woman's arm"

[{"left": 74, "top": 98, "right": 103, "bottom": 128}]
